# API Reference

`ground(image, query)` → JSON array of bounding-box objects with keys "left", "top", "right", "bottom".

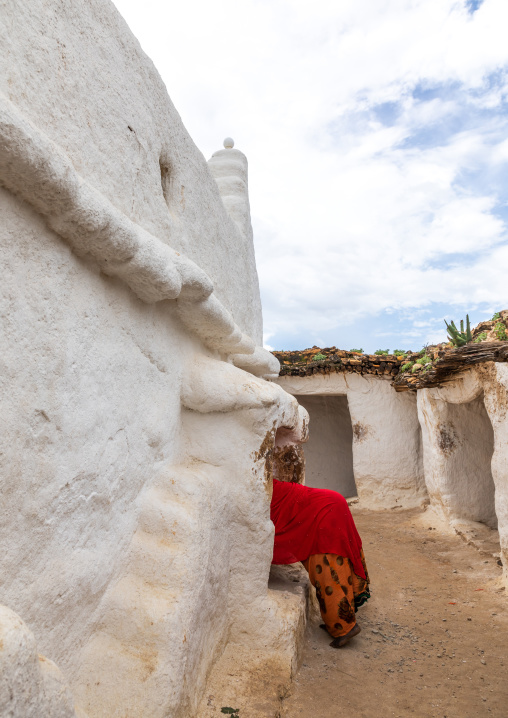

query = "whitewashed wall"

[
  {"left": 277, "top": 373, "right": 427, "bottom": 509},
  {"left": 418, "top": 365, "right": 508, "bottom": 586},
  {"left": 277, "top": 365, "right": 508, "bottom": 587},
  {"left": 0, "top": 1, "right": 308, "bottom": 715}
]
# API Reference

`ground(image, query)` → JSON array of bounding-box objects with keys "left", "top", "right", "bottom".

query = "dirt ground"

[{"left": 281, "top": 506, "right": 507, "bottom": 718}]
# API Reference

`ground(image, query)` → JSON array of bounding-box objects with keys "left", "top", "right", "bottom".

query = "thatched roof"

[
  {"left": 272, "top": 311, "right": 508, "bottom": 392},
  {"left": 273, "top": 347, "right": 404, "bottom": 378}
]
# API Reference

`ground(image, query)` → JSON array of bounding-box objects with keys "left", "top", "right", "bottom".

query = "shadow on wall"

[{"left": 295, "top": 394, "right": 357, "bottom": 498}]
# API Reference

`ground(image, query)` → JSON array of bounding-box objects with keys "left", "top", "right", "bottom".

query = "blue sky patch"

[
  {"left": 466, "top": 0, "right": 484, "bottom": 14},
  {"left": 267, "top": 302, "right": 500, "bottom": 354},
  {"left": 372, "top": 101, "right": 400, "bottom": 127}
]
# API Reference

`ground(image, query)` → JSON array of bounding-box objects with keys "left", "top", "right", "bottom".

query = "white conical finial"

[{"left": 223, "top": 137, "right": 234, "bottom": 149}]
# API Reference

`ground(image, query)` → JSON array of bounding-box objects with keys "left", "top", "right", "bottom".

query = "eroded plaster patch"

[
  {"left": 353, "top": 422, "right": 370, "bottom": 442},
  {"left": 436, "top": 422, "right": 458, "bottom": 456}
]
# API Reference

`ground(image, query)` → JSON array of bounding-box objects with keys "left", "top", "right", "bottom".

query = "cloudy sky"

[{"left": 113, "top": 0, "right": 508, "bottom": 353}]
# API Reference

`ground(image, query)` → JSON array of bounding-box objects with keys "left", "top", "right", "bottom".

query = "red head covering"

[{"left": 270, "top": 479, "right": 366, "bottom": 580}]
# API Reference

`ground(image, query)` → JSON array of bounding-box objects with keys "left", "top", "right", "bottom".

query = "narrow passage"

[{"left": 282, "top": 507, "right": 507, "bottom": 718}]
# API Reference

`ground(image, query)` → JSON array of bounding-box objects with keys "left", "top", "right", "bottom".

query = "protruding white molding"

[
  {"left": 0, "top": 94, "right": 278, "bottom": 376},
  {"left": 176, "top": 294, "right": 255, "bottom": 355},
  {"left": 182, "top": 355, "right": 304, "bottom": 429},
  {"left": 231, "top": 345, "right": 281, "bottom": 379}
]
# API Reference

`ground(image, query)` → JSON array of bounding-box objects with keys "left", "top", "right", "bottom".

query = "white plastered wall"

[
  {"left": 0, "top": 0, "right": 262, "bottom": 343},
  {"left": 417, "top": 365, "right": 508, "bottom": 586},
  {"left": 276, "top": 373, "right": 426, "bottom": 509},
  {"left": 0, "top": 0, "right": 308, "bottom": 715}
]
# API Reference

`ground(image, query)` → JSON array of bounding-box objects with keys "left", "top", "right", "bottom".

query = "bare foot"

[{"left": 329, "top": 623, "right": 361, "bottom": 648}]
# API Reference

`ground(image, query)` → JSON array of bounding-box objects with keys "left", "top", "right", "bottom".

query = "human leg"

[{"left": 303, "top": 552, "right": 370, "bottom": 644}]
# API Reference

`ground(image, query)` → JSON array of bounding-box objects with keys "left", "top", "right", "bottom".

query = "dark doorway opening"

[{"left": 295, "top": 394, "right": 357, "bottom": 498}]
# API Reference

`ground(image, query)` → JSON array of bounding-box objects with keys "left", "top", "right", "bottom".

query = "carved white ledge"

[
  {"left": 182, "top": 355, "right": 301, "bottom": 418},
  {"left": 0, "top": 94, "right": 279, "bottom": 378}
]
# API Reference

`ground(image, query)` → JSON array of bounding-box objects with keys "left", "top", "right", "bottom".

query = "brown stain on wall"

[
  {"left": 254, "top": 427, "right": 276, "bottom": 463},
  {"left": 253, "top": 423, "right": 277, "bottom": 488},
  {"left": 253, "top": 421, "right": 309, "bottom": 489},
  {"left": 272, "top": 444, "right": 305, "bottom": 484},
  {"left": 437, "top": 422, "right": 458, "bottom": 456},
  {"left": 353, "top": 423, "right": 369, "bottom": 442}
]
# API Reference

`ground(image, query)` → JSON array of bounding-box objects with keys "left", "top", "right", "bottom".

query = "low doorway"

[{"left": 295, "top": 394, "right": 357, "bottom": 498}]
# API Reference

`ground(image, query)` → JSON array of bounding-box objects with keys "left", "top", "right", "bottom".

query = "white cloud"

[
  {"left": 262, "top": 332, "right": 275, "bottom": 351},
  {"left": 113, "top": 0, "right": 508, "bottom": 349}
]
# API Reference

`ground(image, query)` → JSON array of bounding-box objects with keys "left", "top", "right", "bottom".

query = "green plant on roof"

[
  {"left": 492, "top": 312, "right": 501, "bottom": 321},
  {"left": 374, "top": 349, "right": 389, "bottom": 355},
  {"left": 393, "top": 349, "right": 407, "bottom": 357},
  {"left": 494, "top": 322, "right": 507, "bottom": 341},
  {"left": 474, "top": 331, "right": 488, "bottom": 343},
  {"left": 312, "top": 353, "right": 327, "bottom": 361},
  {"left": 415, "top": 355, "right": 432, "bottom": 365},
  {"left": 349, "top": 348, "right": 363, "bottom": 353},
  {"left": 400, "top": 361, "right": 414, "bottom": 372},
  {"left": 444, "top": 315, "right": 472, "bottom": 347}
]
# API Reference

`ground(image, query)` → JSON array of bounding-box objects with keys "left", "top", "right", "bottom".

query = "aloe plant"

[
  {"left": 494, "top": 322, "right": 507, "bottom": 341},
  {"left": 444, "top": 315, "right": 472, "bottom": 347}
]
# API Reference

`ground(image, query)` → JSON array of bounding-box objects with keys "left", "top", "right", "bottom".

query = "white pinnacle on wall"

[{"left": 208, "top": 138, "right": 252, "bottom": 243}]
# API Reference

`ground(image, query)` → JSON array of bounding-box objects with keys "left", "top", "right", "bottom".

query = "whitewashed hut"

[{"left": 274, "top": 337, "right": 508, "bottom": 587}]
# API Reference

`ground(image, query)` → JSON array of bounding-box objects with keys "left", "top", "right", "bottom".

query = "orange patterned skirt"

[{"left": 303, "top": 549, "right": 370, "bottom": 638}]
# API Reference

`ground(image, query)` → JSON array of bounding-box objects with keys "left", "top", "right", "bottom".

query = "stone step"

[
  {"left": 75, "top": 630, "right": 184, "bottom": 718},
  {"left": 137, "top": 486, "right": 197, "bottom": 541},
  {"left": 125, "top": 529, "right": 183, "bottom": 586},
  {"left": 98, "top": 572, "right": 180, "bottom": 645}
]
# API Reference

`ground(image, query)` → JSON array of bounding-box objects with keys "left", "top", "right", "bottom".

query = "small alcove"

[
  {"left": 439, "top": 393, "right": 497, "bottom": 529},
  {"left": 159, "top": 155, "right": 173, "bottom": 210}
]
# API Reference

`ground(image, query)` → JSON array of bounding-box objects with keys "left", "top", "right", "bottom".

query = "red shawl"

[{"left": 270, "top": 479, "right": 366, "bottom": 579}]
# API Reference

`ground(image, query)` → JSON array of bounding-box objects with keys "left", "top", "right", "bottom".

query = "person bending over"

[{"left": 270, "top": 478, "right": 370, "bottom": 648}]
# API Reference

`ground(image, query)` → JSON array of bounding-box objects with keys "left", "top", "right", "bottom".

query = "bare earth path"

[{"left": 281, "top": 507, "right": 507, "bottom": 718}]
